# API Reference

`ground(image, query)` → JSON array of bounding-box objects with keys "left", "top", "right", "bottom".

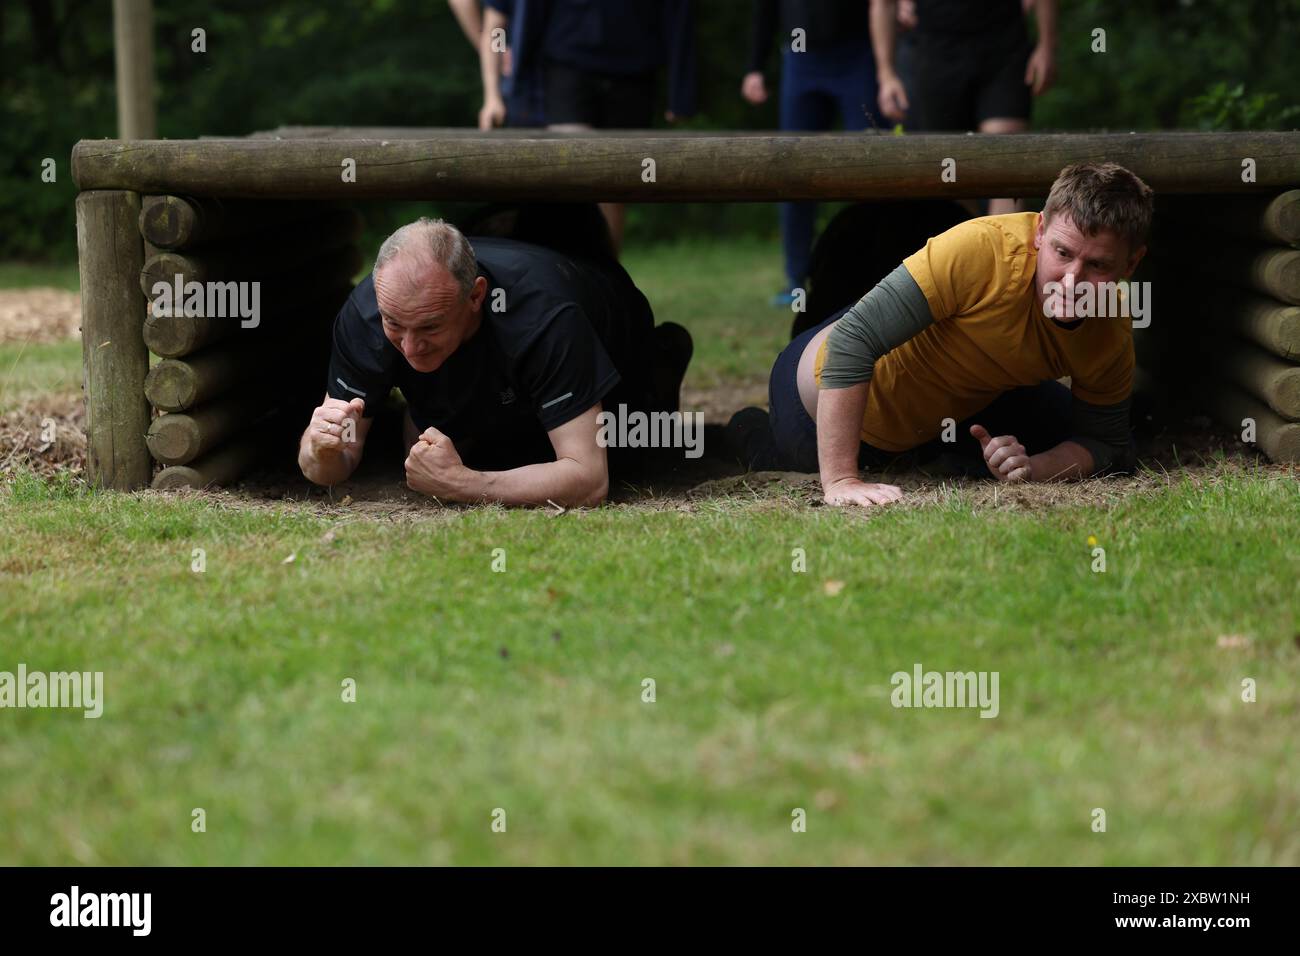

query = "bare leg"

[{"left": 980, "top": 117, "right": 1028, "bottom": 215}]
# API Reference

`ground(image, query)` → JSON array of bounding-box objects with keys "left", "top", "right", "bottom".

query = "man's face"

[
  {"left": 374, "top": 256, "right": 487, "bottom": 373},
  {"left": 1033, "top": 212, "right": 1146, "bottom": 320}
]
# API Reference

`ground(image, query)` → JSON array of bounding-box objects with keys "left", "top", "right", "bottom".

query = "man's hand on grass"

[
  {"left": 971, "top": 423, "right": 1032, "bottom": 482},
  {"left": 405, "top": 426, "right": 475, "bottom": 500},
  {"left": 822, "top": 476, "right": 904, "bottom": 508}
]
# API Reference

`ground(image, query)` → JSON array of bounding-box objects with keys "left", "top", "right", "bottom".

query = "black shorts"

[
  {"left": 912, "top": 24, "right": 1032, "bottom": 131},
  {"left": 544, "top": 59, "right": 656, "bottom": 129}
]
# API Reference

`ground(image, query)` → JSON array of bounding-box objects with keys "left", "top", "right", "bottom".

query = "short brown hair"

[{"left": 1042, "top": 163, "right": 1154, "bottom": 251}]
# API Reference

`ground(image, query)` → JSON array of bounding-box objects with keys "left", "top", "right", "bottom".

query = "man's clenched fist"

[
  {"left": 971, "top": 423, "right": 1032, "bottom": 482},
  {"left": 305, "top": 397, "right": 365, "bottom": 460},
  {"left": 405, "top": 425, "right": 474, "bottom": 500}
]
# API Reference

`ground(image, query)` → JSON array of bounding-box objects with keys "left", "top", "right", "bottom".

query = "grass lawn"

[
  {"left": 0, "top": 339, "right": 83, "bottom": 414},
  {"left": 1, "top": 239, "right": 1297, "bottom": 865}
]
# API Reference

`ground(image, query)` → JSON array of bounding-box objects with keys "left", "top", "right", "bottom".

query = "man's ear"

[
  {"left": 1032, "top": 212, "right": 1045, "bottom": 249},
  {"left": 469, "top": 275, "right": 489, "bottom": 310}
]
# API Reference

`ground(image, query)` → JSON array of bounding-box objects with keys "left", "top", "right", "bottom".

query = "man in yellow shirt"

[{"left": 732, "top": 162, "right": 1152, "bottom": 508}]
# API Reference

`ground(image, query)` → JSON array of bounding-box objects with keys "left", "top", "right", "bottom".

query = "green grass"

[
  {"left": 0, "top": 261, "right": 79, "bottom": 292},
  {"left": 625, "top": 237, "right": 789, "bottom": 388},
  {"left": 0, "top": 339, "right": 83, "bottom": 413},
  {"left": 2, "top": 243, "right": 1298, "bottom": 865},
  {"left": 1, "top": 471, "right": 1297, "bottom": 865}
]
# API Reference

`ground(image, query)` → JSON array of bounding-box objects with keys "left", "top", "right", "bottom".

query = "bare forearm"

[
  {"left": 445, "top": 458, "right": 607, "bottom": 507},
  {"left": 479, "top": 9, "right": 506, "bottom": 100},
  {"left": 448, "top": 0, "right": 482, "bottom": 48},
  {"left": 870, "top": 0, "right": 898, "bottom": 79},
  {"left": 1033, "top": 0, "right": 1058, "bottom": 47},
  {"left": 1029, "top": 439, "right": 1093, "bottom": 481},
  {"left": 816, "top": 383, "right": 871, "bottom": 488}
]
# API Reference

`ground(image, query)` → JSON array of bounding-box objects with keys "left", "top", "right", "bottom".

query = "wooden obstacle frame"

[{"left": 70, "top": 129, "right": 1300, "bottom": 490}]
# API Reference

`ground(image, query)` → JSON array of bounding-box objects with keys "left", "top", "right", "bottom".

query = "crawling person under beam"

[
  {"left": 298, "top": 207, "right": 692, "bottom": 507},
  {"left": 729, "top": 162, "right": 1152, "bottom": 508}
]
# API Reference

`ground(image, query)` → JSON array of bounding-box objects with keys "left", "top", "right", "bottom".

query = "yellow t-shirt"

[{"left": 814, "top": 213, "right": 1134, "bottom": 452}]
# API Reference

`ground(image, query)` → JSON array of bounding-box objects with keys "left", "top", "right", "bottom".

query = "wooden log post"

[
  {"left": 76, "top": 190, "right": 152, "bottom": 490},
  {"left": 139, "top": 195, "right": 337, "bottom": 249},
  {"left": 1163, "top": 190, "right": 1300, "bottom": 246},
  {"left": 139, "top": 208, "right": 364, "bottom": 294},
  {"left": 1222, "top": 344, "right": 1300, "bottom": 420},
  {"left": 112, "top": 0, "right": 155, "bottom": 140},
  {"left": 146, "top": 395, "right": 270, "bottom": 466},
  {"left": 144, "top": 264, "right": 360, "bottom": 358},
  {"left": 144, "top": 347, "right": 272, "bottom": 411},
  {"left": 151, "top": 439, "right": 262, "bottom": 490},
  {"left": 1203, "top": 285, "right": 1300, "bottom": 361},
  {"left": 1151, "top": 237, "right": 1300, "bottom": 306},
  {"left": 1207, "top": 386, "right": 1300, "bottom": 462}
]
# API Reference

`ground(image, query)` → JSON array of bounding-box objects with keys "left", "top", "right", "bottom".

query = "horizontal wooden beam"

[{"left": 73, "top": 132, "right": 1300, "bottom": 202}]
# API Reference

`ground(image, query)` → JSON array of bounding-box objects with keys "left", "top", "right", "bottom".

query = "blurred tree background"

[{"left": 2, "top": 0, "right": 1297, "bottom": 262}]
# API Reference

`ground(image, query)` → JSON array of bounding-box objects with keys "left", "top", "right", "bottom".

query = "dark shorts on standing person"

[
  {"left": 910, "top": 6, "right": 1032, "bottom": 131},
  {"left": 544, "top": 60, "right": 656, "bottom": 128}
]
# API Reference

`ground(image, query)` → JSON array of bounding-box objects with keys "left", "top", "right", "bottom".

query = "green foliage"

[{"left": 1183, "top": 81, "right": 1300, "bottom": 131}]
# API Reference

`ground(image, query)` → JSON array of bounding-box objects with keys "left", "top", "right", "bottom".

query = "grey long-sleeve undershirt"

[
  {"left": 819, "top": 264, "right": 934, "bottom": 390},
  {"left": 817, "top": 264, "right": 1132, "bottom": 475}
]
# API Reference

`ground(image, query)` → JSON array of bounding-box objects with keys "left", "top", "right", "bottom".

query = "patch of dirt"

[{"left": 0, "top": 289, "right": 80, "bottom": 345}]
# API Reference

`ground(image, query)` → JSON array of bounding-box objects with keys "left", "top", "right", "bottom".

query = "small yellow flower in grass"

[{"left": 1087, "top": 535, "right": 1098, "bottom": 548}]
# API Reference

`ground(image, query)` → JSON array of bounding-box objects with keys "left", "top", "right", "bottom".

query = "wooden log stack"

[
  {"left": 1134, "top": 190, "right": 1300, "bottom": 461},
  {"left": 135, "top": 196, "right": 361, "bottom": 489}
]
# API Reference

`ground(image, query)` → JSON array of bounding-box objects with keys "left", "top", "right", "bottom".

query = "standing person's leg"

[
  {"left": 975, "top": 25, "right": 1033, "bottom": 215},
  {"left": 593, "top": 68, "right": 657, "bottom": 255},
  {"left": 832, "top": 42, "right": 880, "bottom": 132},
  {"left": 777, "top": 49, "right": 836, "bottom": 305}
]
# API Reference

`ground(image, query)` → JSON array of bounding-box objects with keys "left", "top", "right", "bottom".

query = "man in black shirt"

[{"left": 298, "top": 215, "right": 690, "bottom": 507}]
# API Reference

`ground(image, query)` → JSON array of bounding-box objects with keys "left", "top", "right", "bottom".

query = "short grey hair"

[{"left": 373, "top": 217, "right": 478, "bottom": 299}]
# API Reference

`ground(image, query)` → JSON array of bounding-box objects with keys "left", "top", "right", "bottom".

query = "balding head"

[{"left": 372, "top": 218, "right": 487, "bottom": 373}]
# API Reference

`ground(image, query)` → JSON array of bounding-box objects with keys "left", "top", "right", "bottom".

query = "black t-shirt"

[
  {"left": 543, "top": 0, "right": 669, "bottom": 76},
  {"left": 915, "top": 0, "right": 1022, "bottom": 35},
  {"left": 326, "top": 237, "right": 655, "bottom": 471}
]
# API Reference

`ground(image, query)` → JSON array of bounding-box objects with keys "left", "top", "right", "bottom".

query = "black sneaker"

[
  {"left": 725, "top": 406, "right": 783, "bottom": 471},
  {"left": 652, "top": 322, "right": 693, "bottom": 412}
]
